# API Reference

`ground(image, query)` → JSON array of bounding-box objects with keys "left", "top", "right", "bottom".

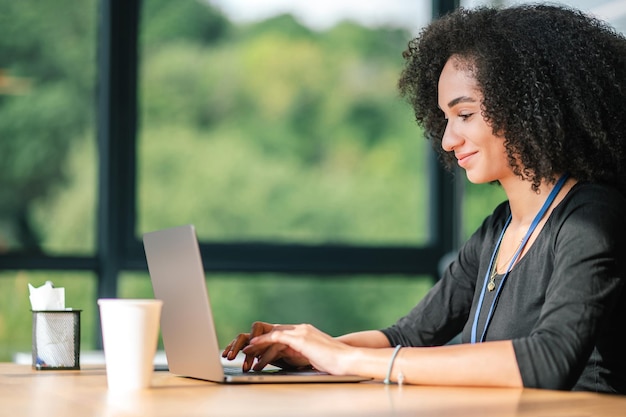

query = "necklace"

[{"left": 487, "top": 238, "right": 524, "bottom": 292}]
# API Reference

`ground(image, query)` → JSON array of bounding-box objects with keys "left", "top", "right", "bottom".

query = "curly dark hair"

[{"left": 399, "top": 4, "right": 626, "bottom": 192}]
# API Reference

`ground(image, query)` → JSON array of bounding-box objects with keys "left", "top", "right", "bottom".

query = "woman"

[{"left": 222, "top": 5, "right": 626, "bottom": 393}]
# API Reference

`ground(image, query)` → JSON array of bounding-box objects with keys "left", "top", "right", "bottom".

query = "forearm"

[
  {"left": 336, "top": 330, "right": 392, "bottom": 348},
  {"left": 345, "top": 340, "right": 523, "bottom": 388}
]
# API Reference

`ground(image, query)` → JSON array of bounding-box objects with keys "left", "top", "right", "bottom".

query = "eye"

[{"left": 459, "top": 112, "right": 474, "bottom": 121}]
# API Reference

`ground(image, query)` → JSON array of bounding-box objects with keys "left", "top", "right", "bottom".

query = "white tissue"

[
  {"left": 29, "top": 281, "right": 65, "bottom": 311},
  {"left": 30, "top": 281, "right": 76, "bottom": 368}
]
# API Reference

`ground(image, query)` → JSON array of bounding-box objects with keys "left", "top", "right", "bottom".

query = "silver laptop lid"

[{"left": 143, "top": 224, "right": 225, "bottom": 382}]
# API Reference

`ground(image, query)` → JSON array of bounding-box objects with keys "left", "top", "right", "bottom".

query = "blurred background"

[{"left": 1, "top": 0, "right": 624, "bottom": 361}]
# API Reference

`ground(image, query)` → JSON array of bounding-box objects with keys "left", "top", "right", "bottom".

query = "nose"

[{"left": 441, "top": 120, "right": 462, "bottom": 152}]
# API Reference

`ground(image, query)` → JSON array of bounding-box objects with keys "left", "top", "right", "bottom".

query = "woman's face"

[{"left": 437, "top": 57, "right": 514, "bottom": 184}]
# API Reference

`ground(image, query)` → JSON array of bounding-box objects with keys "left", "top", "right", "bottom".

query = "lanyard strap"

[{"left": 470, "top": 174, "right": 569, "bottom": 344}]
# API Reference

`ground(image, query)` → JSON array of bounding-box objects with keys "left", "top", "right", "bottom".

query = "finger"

[
  {"left": 240, "top": 343, "right": 266, "bottom": 372},
  {"left": 249, "top": 324, "right": 309, "bottom": 352},
  {"left": 253, "top": 343, "right": 285, "bottom": 371},
  {"left": 224, "top": 333, "right": 250, "bottom": 360},
  {"left": 221, "top": 338, "right": 240, "bottom": 357},
  {"left": 230, "top": 333, "right": 251, "bottom": 358},
  {"left": 250, "top": 328, "right": 291, "bottom": 346},
  {"left": 250, "top": 321, "right": 274, "bottom": 339},
  {"left": 241, "top": 322, "right": 277, "bottom": 371},
  {"left": 242, "top": 342, "right": 283, "bottom": 371},
  {"left": 243, "top": 351, "right": 255, "bottom": 373}
]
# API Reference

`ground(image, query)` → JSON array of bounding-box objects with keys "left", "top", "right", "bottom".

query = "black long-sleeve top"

[{"left": 381, "top": 182, "right": 626, "bottom": 393}]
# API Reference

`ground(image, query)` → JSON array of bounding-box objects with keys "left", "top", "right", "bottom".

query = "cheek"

[
  {"left": 489, "top": 141, "right": 512, "bottom": 171},
  {"left": 480, "top": 127, "right": 506, "bottom": 155}
]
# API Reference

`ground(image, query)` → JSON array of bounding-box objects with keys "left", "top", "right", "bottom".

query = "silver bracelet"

[{"left": 383, "top": 344, "right": 403, "bottom": 385}]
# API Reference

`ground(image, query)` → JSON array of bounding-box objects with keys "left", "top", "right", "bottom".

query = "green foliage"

[
  {"left": 138, "top": 125, "right": 425, "bottom": 244},
  {"left": 141, "top": 0, "right": 231, "bottom": 47},
  {"left": 31, "top": 136, "right": 97, "bottom": 255},
  {"left": 138, "top": 15, "right": 427, "bottom": 243},
  {"left": 236, "top": 14, "right": 315, "bottom": 41},
  {"left": 0, "top": 0, "right": 96, "bottom": 250},
  {"left": 322, "top": 20, "right": 409, "bottom": 63},
  {"left": 463, "top": 181, "right": 507, "bottom": 238}
]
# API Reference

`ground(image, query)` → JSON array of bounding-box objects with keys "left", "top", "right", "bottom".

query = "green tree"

[
  {"left": 141, "top": 0, "right": 231, "bottom": 47},
  {"left": 0, "top": 0, "right": 96, "bottom": 252}
]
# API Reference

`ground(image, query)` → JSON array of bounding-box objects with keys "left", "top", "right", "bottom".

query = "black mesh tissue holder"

[{"left": 32, "top": 310, "right": 81, "bottom": 370}]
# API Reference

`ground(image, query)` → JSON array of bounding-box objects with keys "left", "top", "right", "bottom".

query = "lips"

[{"left": 455, "top": 151, "right": 477, "bottom": 168}]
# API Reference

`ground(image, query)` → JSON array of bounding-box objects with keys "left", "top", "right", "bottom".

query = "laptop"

[{"left": 143, "top": 224, "right": 369, "bottom": 383}]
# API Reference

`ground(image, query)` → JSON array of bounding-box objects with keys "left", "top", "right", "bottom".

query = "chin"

[
  {"left": 464, "top": 172, "right": 493, "bottom": 184},
  {"left": 466, "top": 174, "right": 503, "bottom": 186}
]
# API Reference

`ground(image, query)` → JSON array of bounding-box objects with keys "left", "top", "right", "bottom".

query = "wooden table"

[{"left": 1, "top": 363, "right": 625, "bottom": 416}]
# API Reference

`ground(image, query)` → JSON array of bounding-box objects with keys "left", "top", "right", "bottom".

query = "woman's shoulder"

[
  {"left": 561, "top": 182, "right": 626, "bottom": 212},
  {"left": 551, "top": 182, "right": 626, "bottom": 232}
]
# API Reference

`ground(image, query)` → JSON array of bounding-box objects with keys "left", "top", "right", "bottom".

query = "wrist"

[{"left": 339, "top": 345, "right": 368, "bottom": 376}]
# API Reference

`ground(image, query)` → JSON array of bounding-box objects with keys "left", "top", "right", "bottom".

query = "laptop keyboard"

[{"left": 223, "top": 366, "right": 246, "bottom": 376}]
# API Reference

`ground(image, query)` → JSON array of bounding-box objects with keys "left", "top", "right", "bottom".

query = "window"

[
  {"left": 138, "top": 0, "right": 432, "bottom": 246},
  {"left": 133, "top": 0, "right": 445, "bottom": 346},
  {"left": 0, "top": 0, "right": 460, "bottom": 361}
]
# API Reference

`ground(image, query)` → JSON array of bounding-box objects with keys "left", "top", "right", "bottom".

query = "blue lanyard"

[{"left": 470, "top": 174, "right": 569, "bottom": 344}]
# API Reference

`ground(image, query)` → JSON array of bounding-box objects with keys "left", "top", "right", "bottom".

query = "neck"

[{"left": 499, "top": 174, "right": 572, "bottom": 227}]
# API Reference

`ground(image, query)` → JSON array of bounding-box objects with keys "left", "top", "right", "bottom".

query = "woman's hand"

[
  {"left": 244, "top": 323, "right": 355, "bottom": 375},
  {"left": 221, "top": 321, "right": 310, "bottom": 372}
]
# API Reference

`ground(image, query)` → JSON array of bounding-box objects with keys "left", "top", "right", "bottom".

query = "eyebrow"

[{"left": 446, "top": 96, "right": 477, "bottom": 109}]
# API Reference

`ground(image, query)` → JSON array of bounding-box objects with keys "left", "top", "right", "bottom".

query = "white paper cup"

[{"left": 98, "top": 299, "right": 162, "bottom": 391}]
